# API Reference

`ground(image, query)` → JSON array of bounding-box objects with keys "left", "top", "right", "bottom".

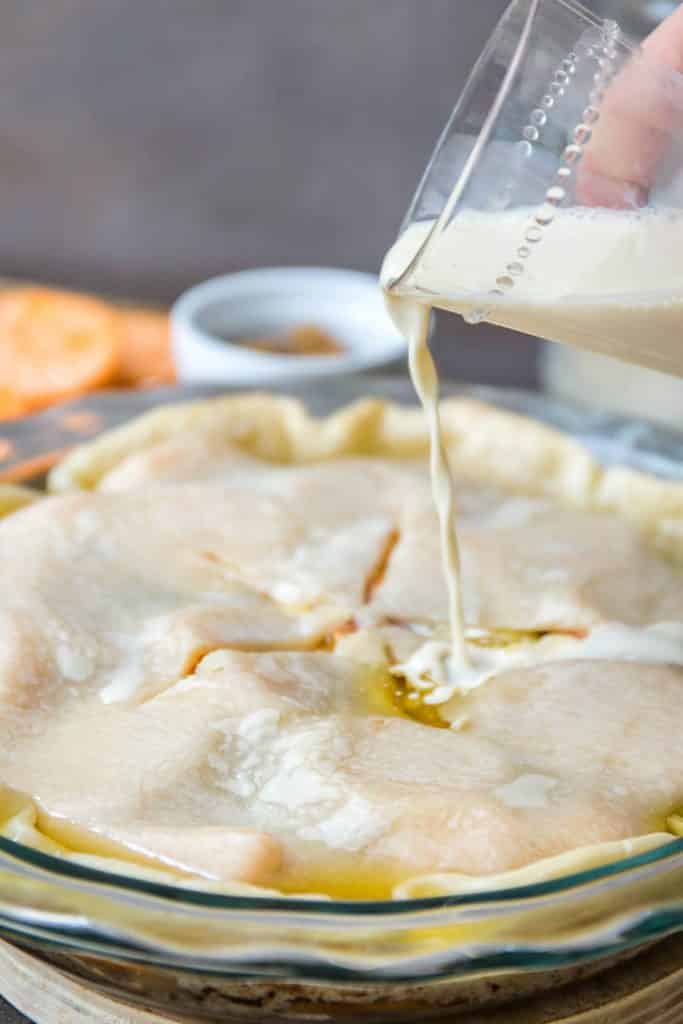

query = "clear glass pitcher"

[{"left": 381, "top": 0, "right": 683, "bottom": 376}]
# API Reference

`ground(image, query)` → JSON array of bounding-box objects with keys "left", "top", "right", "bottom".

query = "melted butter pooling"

[{"left": 395, "top": 622, "right": 683, "bottom": 713}]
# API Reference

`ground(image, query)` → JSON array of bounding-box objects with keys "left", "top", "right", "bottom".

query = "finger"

[{"left": 577, "top": 6, "right": 683, "bottom": 207}]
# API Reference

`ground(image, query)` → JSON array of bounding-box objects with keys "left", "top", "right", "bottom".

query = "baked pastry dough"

[{"left": 0, "top": 395, "right": 680, "bottom": 899}]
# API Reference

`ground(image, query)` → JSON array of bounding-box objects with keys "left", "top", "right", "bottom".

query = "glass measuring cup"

[{"left": 381, "top": 0, "right": 683, "bottom": 376}]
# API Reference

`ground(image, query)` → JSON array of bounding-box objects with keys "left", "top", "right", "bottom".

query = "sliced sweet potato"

[
  {"left": 115, "top": 307, "right": 175, "bottom": 386},
  {"left": 0, "top": 389, "right": 25, "bottom": 421},
  {"left": 0, "top": 288, "right": 120, "bottom": 410}
]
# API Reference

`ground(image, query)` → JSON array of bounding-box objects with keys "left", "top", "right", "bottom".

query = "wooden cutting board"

[
  {"left": 0, "top": 942, "right": 188, "bottom": 1023},
  {"left": 1, "top": 936, "right": 683, "bottom": 1023}
]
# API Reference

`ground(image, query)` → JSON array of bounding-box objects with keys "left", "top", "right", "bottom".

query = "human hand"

[{"left": 578, "top": 4, "right": 683, "bottom": 207}]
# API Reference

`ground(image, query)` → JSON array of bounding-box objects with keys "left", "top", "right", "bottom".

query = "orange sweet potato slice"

[
  {"left": 115, "top": 307, "right": 176, "bottom": 386},
  {"left": 0, "top": 288, "right": 120, "bottom": 410},
  {"left": 0, "top": 389, "right": 25, "bottom": 421}
]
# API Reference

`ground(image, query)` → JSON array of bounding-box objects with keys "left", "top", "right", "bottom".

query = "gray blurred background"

[{"left": 0, "top": 0, "right": 671, "bottom": 388}]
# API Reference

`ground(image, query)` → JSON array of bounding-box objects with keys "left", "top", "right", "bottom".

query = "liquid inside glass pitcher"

[{"left": 382, "top": 0, "right": 683, "bottom": 377}]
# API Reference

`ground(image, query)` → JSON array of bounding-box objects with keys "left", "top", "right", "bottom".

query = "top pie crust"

[{"left": 0, "top": 394, "right": 681, "bottom": 899}]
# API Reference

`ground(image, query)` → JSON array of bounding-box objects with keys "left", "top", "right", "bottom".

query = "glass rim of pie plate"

[{"left": 0, "top": 376, "right": 682, "bottom": 984}]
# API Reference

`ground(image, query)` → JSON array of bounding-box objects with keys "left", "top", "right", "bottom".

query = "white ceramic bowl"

[{"left": 171, "top": 267, "right": 406, "bottom": 385}]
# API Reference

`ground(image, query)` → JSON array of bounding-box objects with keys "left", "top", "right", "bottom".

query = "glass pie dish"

[{"left": 0, "top": 377, "right": 682, "bottom": 1023}]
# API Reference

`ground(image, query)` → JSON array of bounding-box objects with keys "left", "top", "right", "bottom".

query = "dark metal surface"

[{"left": 0, "top": 998, "right": 26, "bottom": 1020}]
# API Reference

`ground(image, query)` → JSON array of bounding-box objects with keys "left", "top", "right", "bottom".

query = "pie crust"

[
  {"left": 0, "top": 394, "right": 680, "bottom": 899},
  {"left": 47, "top": 394, "right": 683, "bottom": 556}
]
